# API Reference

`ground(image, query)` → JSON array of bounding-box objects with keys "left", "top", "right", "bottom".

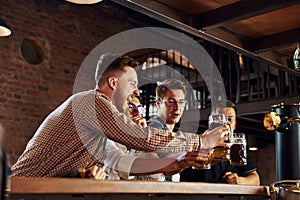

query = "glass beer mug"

[
  {"left": 192, "top": 148, "right": 213, "bottom": 169},
  {"left": 193, "top": 114, "right": 231, "bottom": 170},
  {"left": 208, "top": 114, "right": 228, "bottom": 130},
  {"left": 230, "top": 133, "right": 247, "bottom": 166},
  {"left": 209, "top": 114, "right": 231, "bottom": 163}
]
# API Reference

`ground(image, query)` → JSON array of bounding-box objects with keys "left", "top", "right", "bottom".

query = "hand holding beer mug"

[
  {"left": 192, "top": 148, "right": 213, "bottom": 169},
  {"left": 209, "top": 113, "right": 231, "bottom": 161},
  {"left": 192, "top": 114, "right": 230, "bottom": 170}
]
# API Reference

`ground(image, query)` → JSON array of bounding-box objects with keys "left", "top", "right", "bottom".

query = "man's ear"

[
  {"left": 108, "top": 77, "right": 118, "bottom": 90},
  {"left": 155, "top": 99, "right": 161, "bottom": 107}
]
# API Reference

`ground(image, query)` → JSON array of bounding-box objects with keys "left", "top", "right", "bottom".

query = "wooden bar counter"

[{"left": 8, "top": 177, "right": 270, "bottom": 200}]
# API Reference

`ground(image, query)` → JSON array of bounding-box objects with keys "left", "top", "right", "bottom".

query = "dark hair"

[
  {"left": 95, "top": 54, "right": 139, "bottom": 87},
  {"left": 156, "top": 79, "right": 187, "bottom": 99},
  {"left": 226, "top": 99, "right": 237, "bottom": 114}
]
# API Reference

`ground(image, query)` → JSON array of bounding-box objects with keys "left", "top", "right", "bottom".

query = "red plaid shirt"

[{"left": 11, "top": 90, "right": 200, "bottom": 177}]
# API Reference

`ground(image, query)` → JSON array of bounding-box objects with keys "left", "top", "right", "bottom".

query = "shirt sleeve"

[
  {"left": 130, "top": 151, "right": 166, "bottom": 181},
  {"left": 102, "top": 139, "right": 137, "bottom": 180},
  {"left": 117, "top": 155, "right": 137, "bottom": 180}
]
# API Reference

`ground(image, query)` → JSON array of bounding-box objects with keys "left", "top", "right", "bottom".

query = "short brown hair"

[
  {"left": 156, "top": 79, "right": 187, "bottom": 99},
  {"left": 226, "top": 100, "right": 237, "bottom": 114},
  {"left": 95, "top": 54, "right": 139, "bottom": 87}
]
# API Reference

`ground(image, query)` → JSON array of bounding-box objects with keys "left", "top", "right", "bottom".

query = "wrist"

[
  {"left": 198, "top": 135, "right": 203, "bottom": 149},
  {"left": 237, "top": 176, "right": 244, "bottom": 185},
  {"left": 200, "top": 134, "right": 208, "bottom": 149}
]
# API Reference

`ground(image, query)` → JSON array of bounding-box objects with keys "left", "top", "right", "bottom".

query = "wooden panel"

[
  {"left": 226, "top": 4, "right": 300, "bottom": 37},
  {"left": 156, "top": 0, "right": 240, "bottom": 14}
]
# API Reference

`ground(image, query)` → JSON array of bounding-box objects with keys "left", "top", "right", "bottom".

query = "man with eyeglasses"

[
  {"left": 147, "top": 79, "right": 188, "bottom": 181},
  {"left": 126, "top": 95, "right": 147, "bottom": 128},
  {"left": 148, "top": 79, "right": 187, "bottom": 135},
  {"left": 103, "top": 94, "right": 167, "bottom": 180}
]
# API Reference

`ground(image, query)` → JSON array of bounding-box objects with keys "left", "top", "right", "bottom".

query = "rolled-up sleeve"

[
  {"left": 103, "top": 140, "right": 137, "bottom": 180},
  {"left": 117, "top": 155, "right": 137, "bottom": 180}
]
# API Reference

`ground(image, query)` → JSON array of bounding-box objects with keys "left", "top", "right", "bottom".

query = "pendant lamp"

[
  {"left": 0, "top": 18, "right": 11, "bottom": 37},
  {"left": 66, "top": 0, "right": 102, "bottom": 4}
]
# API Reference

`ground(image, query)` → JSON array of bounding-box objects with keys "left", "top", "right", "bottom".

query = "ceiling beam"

[
  {"left": 129, "top": 0, "right": 191, "bottom": 24},
  {"left": 196, "top": 0, "right": 300, "bottom": 30},
  {"left": 253, "top": 28, "right": 300, "bottom": 53}
]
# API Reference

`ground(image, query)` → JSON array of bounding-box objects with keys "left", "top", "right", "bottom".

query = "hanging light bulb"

[
  {"left": 294, "top": 44, "right": 300, "bottom": 71},
  {"left": 0, "top": 18, "right": 11, "bottom": 37},
  {"left": 65, "top": 0, "right": 102, "bottom": 4}
]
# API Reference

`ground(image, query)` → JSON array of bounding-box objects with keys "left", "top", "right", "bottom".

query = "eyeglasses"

[
  {"left": 160, "top": 98, "right": 187, "bottom": 107},
  {"left": 128, "top": 102, "right": 146, "bottom": 115}
]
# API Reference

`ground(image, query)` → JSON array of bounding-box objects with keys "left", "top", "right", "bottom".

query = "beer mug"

[
  {"left": 192, "top": 148, "right": 213, "bottom": 170},
  {"left": 208, "top": 113, "right": 232, "bottom": 162},
  {"left": 211, "top": 146, "right": 230, "bottom": 162},
  {"left": 208, "top": 114, "right": 227, "bottom": 130},
  {"left": 230, "top": 133, "right": 247, "bottom": 166}
]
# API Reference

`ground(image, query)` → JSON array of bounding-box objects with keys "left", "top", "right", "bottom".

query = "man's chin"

[{"left": 170, "top": 118, "right": 180, "bottom": 124}]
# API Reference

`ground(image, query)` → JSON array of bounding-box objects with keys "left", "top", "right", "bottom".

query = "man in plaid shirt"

[{"left": 11, "top": 54, "right": 229, "bottom": 177}]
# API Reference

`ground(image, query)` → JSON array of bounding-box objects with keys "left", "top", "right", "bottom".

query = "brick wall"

[{"left": 0, "top": 0, "right": 136, "bottom": 164}]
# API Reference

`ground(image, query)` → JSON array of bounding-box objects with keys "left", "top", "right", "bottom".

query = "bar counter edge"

[{"left": 7, "top": 177, "right": 270, "bottom": 196}]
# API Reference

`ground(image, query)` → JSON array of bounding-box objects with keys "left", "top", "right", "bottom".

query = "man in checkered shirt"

[{"left": 11, "top": 54, "right": 229, "bottom": 177}]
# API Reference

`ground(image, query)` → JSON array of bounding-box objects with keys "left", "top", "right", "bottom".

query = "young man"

[
  {"left": 147, "top": 79, "right": 190, "bottom": 181},
  {"left": 11, "top": 54, "right": 228, "bottom": 177},
  {"left": 148, "top": 79, "right": 187, "bottom": 132},
  {"left": 180, "top": 100, "right": 260, "bottom": 185}
]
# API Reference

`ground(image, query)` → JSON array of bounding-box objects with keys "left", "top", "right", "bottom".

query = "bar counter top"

[{"left": 9, "top": 177, "right": 270, "bottom": 196}]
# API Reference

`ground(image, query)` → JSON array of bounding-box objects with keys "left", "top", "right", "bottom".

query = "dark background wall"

[{"left": 0, "top": 0, "right": 136, "bottom": 163}]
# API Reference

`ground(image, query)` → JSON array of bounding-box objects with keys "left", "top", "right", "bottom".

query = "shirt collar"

[{"left": 95, "top": 89, "right": 111, "bottom": 101}]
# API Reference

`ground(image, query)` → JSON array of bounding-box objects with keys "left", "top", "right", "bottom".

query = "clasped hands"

[{"left": 78, "top": 165, "right": 107, "bottom": 180}]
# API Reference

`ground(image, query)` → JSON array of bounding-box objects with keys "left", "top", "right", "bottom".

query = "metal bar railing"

[{"left": 133, "top": 47, "right": 300, "bottom": 115}]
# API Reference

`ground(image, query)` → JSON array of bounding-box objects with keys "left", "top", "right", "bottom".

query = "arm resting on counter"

[{"left": 223, "top": 171, "right": 260, "bottom": 186}]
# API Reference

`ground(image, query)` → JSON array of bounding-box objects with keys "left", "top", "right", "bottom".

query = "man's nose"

[
  {"left": 133, "top": 88, "right": 139, "bottom": 96},
  {"left": 173, "top": 102, "right": 180, "bottom": 110}
]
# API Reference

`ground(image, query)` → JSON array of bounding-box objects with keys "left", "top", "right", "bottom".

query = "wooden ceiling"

[{"left": 109, "top": 0, "right": 300, "bottom": 70}]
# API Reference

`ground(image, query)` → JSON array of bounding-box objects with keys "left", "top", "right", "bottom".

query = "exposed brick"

[{"left": 0, "top": 0, "right": 136, "bottom": 164}]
